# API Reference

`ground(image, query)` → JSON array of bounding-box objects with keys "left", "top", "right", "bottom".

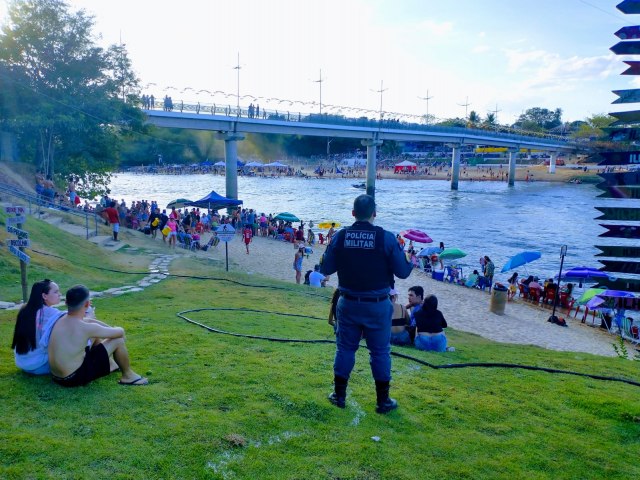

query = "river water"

[{"left": 109, "top": 173, "right": 634, "bottom": 283}]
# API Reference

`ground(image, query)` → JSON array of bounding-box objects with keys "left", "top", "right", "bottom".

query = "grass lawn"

[{"left": 1, "top": 216, "right": 639, "bottom": 479}]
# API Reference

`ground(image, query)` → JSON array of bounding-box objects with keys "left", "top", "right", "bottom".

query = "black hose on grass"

[
  {"left": 29, "top": 249, "right": 640, "bottom": 388},
  {"left": 178, "top": 307, "right": 640, "bottom": 389}
]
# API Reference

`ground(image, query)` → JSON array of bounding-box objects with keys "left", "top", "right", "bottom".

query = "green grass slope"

[
  {"left": 0, "top": 209, "right": 146, "bottom": 302},
  {"left": 0, "top": 224, "right": 639, "bottom": 479}
]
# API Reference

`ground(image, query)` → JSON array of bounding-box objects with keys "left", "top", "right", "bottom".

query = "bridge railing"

[
  {"left": 142, "top": 98, "right": 573, "bottom": 147},
  {"left": 0, "top": 181, "right": 100, "bottom": 239}
]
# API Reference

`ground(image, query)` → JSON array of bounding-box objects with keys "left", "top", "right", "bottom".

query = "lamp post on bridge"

[
  {"left": 233, "top": 52, "right": 241, "bottom": 116},
  {"left": 313, "top": 69, "right": 325, "bottom": 115},
  {"left": 418, "top": 90, "right": 434, "bottom": 125}
]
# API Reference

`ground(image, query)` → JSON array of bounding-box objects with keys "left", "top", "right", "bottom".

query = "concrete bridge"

[{"left": 143, "top": 105, "right": 574, "bottom": 200}]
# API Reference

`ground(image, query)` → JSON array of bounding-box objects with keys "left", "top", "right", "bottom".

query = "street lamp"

[
  {"left": 233, "top": 52, "right": 241, "bottom": 116},
  {"left": 418, "top": 90, "right": 434, "bottom": 124},
  {"left": 313, "top": 69, "right": 325, "bottom": 115}
]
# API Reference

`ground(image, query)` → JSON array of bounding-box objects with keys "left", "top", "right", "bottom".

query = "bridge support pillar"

[
  {"left": 361, "top": 138, "right": 383, "bottom": 198},
  {"left": 449, "top": 144, "right": 462, "bottom": 190},
  {"left": 508, "top": 148, "right": 518, "bottom": 187},
  {"left": 220, "top": 132, "right": 245, "bottom": 201},
  {"left": 548, "top": 151, "right": 558, "bottom": 174}
]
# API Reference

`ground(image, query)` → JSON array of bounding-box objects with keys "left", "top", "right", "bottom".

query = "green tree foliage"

[
  {"left": 483, "top": 112, "right": 497, "bottom": 129},
  {"left": 571, "top": 114, "right": 615, "bottom": 141},
  {"left": 513, "top": 107, "right": 563, "bottom": 132},
  {"left": 467, "top": 110, "right": 480, "bottom": 127},
  {"left": 0, "top": 0, "right": 143, "bottom": 197}
]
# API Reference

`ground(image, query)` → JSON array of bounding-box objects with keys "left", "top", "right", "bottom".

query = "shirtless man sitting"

[{"left": 48, "top": 285, "right": 148, "bottom": 387}]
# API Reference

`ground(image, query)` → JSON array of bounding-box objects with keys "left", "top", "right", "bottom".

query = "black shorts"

[{"left": 53, "top": 343, "right": 111, "bottom": 387}]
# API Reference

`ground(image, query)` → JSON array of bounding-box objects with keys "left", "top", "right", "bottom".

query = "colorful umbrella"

[
  {"left": 559, "top": 266, "right": 615, "bottom": 283},
  {"left": 576, "top": 288, "right": 605, "bottom": 305},
  {"left": 438, "top": 248, "right": 467, "bottom": 260},
  {"left": 318, "top": 222, "right": 341, "bottom": 229},
  {"left": 166, "top": 198, "right": 193, "bottom": 209},
  {"left": 500, "top": 251, "right": 542, "bottom": 273},
  {"left": 417, "top": 246, "right": 442, "bottom": 257},
  {"left": 400, "top": 229, "right": 433, "bottom": 244},
  {"left": 274, "top": 212, "right": 300, "bottom": 222}
]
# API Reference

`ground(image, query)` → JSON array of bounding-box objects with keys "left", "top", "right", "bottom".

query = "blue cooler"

[{"left": 432, "top": 271, "right": 444, "bottom": 281}]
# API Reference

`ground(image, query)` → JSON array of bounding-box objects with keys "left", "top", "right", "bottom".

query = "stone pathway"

[{"left": 0, "top": 200, "right": 178, "bottom": 309}]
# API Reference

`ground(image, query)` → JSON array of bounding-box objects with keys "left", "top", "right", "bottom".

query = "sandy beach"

[{"left": 200, "top": 231, "right": 619, "bottom": 358}]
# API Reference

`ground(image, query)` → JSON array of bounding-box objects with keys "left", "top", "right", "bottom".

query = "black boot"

[
  {"left": 328, "top": 375, "right": 348, "bottom": 408},
  {"left": 375, "top": 380, "right": 398, "bottom": 414}
]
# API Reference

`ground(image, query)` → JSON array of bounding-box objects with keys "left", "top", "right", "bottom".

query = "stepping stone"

[{"left": 0, "top": 301, "right": 17, "bottom": 309}]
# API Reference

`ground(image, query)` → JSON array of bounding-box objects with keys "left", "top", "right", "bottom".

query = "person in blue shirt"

[{"left": 320, "top": 194, "right": 413, "bottom": 414}]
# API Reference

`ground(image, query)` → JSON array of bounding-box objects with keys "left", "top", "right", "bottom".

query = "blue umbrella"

[
  {"left": 417, "top": 246, "right": 442, "bottom": 257},
  {"left": 500, "top": 251, "right": 541, "bottom": 273},
  {"left": 559, "top": 266, "right": 615, "bottom": 284}
]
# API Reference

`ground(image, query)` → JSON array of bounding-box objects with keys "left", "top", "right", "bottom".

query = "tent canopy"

[
  {"left": 394, "top": 160, "right": 417, "bottom": 173},
  {"left": 186, "top": 190, "right": 243, "bottom": 210},
  {"left": 264, "top": 161, "right": 289, "bottom": 168},
  {"left": 395, "top": 160, "right": 417, "bottom": 167}
]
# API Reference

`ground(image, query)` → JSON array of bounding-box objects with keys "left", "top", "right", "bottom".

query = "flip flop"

[{"left": 118, "top": 376, "right": 148, "bottom": 386}]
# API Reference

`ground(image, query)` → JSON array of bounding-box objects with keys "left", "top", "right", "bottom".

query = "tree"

[
  {"left": 483, "top": 112, "right": 497, "bottom": 130},
  {"left": 467, "top": 110, "right": 480, "bottom": 127},
  {"left": 0, "top": 0, "right": 143, "bottom": 197},
  {"left": 571, "top": 113, "right": 615, "bottom": 141},
  {"left": 513, "top": 107, "right": 563, "bottom": 131}
]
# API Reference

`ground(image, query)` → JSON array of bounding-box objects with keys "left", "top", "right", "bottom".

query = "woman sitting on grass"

[
  {"left": 12, "top": 279, "right": 65, "bottom": 375},
  {"left": 389, "top": 289, "right": 412, "bottom": 346},
  {"left": 413, "top": 294, "right": 448, "bottom": 352}
]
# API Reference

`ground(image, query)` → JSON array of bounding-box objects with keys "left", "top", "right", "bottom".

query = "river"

[{"left": 109, "top": 173, "right": 634, "bottom": 283}]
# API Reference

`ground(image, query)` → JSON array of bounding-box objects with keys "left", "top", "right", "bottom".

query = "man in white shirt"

[{"left": 309, "top": 264, "right": 328, "bottom": 287}]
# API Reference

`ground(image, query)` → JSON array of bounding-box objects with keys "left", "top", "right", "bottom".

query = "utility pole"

[
  {"left": 313, "top": 69, "right": 325, "bottom": 115},
  {"left": 233, "top": 52, "right": 241, "bottom": 116},
  {"left": 418, "top": 90, "right": 434, "bottom": 124},
  {"left": 458, "top": 96, "right": 471, "bottom": 120},
  {"left": 491, "top": 103, "right": 501, "bottom": 131},
  {"left": 373, "top": 80, "right": 387, "bottom": 128}
]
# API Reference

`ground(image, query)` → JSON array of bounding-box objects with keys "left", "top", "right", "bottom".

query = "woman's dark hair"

[
  {"left": 423, "top": 294, "right": 438, "bottom": 311},
  {"left": 508, "top": 272, "right": 518, "bottom": 283},
  {"left": 11, "top": 280, "right": 53, "bottom": 354}
]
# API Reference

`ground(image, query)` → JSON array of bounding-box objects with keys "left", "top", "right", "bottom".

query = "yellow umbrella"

[{"left": 318, "top": 221, "right": 341, "bottom": 229}]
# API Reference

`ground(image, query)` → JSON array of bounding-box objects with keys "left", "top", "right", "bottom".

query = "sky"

[{"left": 0, "top": 0, "right": 636, "bottom": 124}]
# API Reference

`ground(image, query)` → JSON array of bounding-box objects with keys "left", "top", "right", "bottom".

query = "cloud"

[
  {"left": 417, "top": 19, "right": 454, "bottom": 37},
  {"left": 472, "top": 45, "right": 490, "bottom": 54},
  {"left": 504, "top": 49, "right": 620, "bottom": 90}
]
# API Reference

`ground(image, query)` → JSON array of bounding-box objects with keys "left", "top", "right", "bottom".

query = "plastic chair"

[{"left": 529, "top": 288, "right": 541, "bottom": 304}]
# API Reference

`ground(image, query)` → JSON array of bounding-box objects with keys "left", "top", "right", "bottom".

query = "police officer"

[{"left": 320, "top": 194, "right": 413, "bottom": 413}]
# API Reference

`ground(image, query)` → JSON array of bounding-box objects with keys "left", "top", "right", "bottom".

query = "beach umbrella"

[
  {"left": 166, "top": 198, "right": 193, "bottom": 209},
  {"left": 576, "top": 288, "right": 605, "bottom": 305},
  {"left": 417, "top": 246, "right": 441, "bottom": 257},
  {"left": 594, "top": 289, "right": 639, "bottom": 311},
  {"left": 559, "top": 266, "right": 615, "bottom": 286},
  {"left": 438, "top": 248, "right": 467, "bottom": 260},
  {"left": 274, "top": 212, "right": 300, "bottom": 222},
  {"left": 400, "top": 229, "right": 433, "bottom": 244},
  {"left": 500, "top": 251, "right": 542, "bottom": 273},
  {"left": 318, "top": 221, "right": 341, "bottom": 229}
]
